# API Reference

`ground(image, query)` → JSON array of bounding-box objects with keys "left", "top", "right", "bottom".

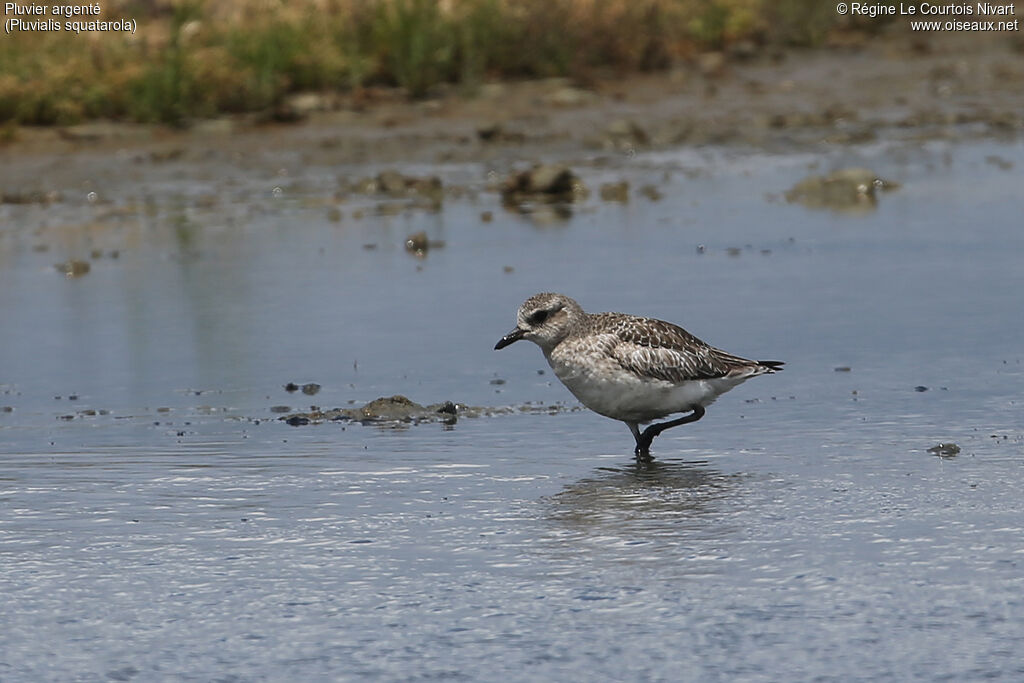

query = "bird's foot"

[{"left": 633, "top": 439, "right": 654, "bottom": 462}]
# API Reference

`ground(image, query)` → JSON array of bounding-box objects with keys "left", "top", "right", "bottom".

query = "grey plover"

[{"left": 494, "top": 292, "right": 782, "bottom": 459}]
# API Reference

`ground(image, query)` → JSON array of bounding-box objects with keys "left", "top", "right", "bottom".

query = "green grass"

[{"left": 0, "top": 0, "right": 846, "bottom": 126}]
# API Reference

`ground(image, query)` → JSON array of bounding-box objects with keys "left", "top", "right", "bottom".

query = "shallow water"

[{"left": 2, "top": 137, "right": 1023, "bottom": 681}]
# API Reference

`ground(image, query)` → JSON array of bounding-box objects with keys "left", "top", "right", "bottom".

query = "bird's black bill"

[{"left": 494, "top": 327, "right": 525, "bottom": 350}]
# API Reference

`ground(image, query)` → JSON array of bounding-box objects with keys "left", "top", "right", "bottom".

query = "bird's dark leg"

[
  {"left": 626, "top": 422, "right": 650, "bottom": 461},
  {"left": 632, "top": 406, "right": 706, "bottom": 459}
]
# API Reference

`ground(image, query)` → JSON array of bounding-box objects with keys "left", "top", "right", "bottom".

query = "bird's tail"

[{"left": 758, "top": 360, "right": 784, "bottom": 372}]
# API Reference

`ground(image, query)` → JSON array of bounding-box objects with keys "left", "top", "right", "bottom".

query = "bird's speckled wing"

[{"left": 596, "top": 315, "right": 761, "bottom": 383}]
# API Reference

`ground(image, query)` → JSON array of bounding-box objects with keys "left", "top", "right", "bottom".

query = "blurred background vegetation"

[{"left": 1, "top": 0, "right": 861, "bottom": 126}]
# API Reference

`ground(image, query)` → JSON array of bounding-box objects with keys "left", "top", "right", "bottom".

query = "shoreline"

[{"left": 1, "top": 30, "right": 1021, "bottom": 175}]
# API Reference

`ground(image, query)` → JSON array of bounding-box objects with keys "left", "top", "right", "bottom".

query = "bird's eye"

[{"left": 528, "top": 309, "right": 549, "bottom": 325}]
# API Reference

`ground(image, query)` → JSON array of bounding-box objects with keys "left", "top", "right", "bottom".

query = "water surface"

[{"left": 2, "top": 138, "right": 1023, "bottom": 681}]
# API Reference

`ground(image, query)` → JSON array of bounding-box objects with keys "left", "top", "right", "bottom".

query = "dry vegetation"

[{"left": 1, "top": 0, "right": 846, "bottom": 126}]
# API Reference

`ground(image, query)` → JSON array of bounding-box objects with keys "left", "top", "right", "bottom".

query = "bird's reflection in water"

[{"left": 538, "top": 458, "right": 744, "bottom": 567}]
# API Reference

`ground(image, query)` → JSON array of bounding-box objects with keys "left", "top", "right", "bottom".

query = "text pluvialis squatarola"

[{"left": 494, "top": 293, "right": 782, "bottom": 459}]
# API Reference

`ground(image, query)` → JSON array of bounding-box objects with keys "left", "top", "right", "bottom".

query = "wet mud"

[
  {"left": 282, "top": 395, "right": 581, "bottom": 428},
  {"left": 785, "top": 167, "right": 900, "bottom": 212}
]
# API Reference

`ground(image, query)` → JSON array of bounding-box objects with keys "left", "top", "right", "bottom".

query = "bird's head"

[{"left": 494, "top": 292, "right": 583, "bottom": 354}]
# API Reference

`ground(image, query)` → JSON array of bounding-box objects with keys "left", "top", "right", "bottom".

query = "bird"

[{"left": 494, "top": 293, "right": 782, "bottom": 459}]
